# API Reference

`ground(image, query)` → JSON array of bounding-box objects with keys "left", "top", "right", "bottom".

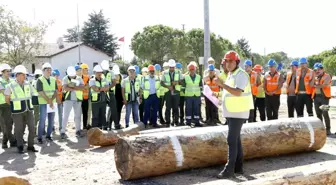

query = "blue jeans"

[
  {"left": 57, "top": 103, "right": 63, "bottom": 131},
  {"left": 125, "top": 101, "right": 139, "bottom": 126},
  {"left": 185, "top": 96, "right": 201, "bottom": 124},
  {"left": 38, "top": 104, "right": 55, "bottom": 139},
  {"left": 143, "top": 94, "right": 159, "bottom": 125}
]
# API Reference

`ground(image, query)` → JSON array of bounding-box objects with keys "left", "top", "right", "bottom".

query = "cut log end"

[
  {"left": 115, "top": 139, "right": 133, "bottom": 180},
  {"left": 87, "top": 128, "right": 104, "bottom": 146},
  {"left": 0, "top": 176, "right": 31, "bottom": 185}
]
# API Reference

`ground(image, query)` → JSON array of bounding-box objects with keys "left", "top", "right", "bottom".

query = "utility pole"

[
  {"left": 182, "top": 24, "right": 185, "bottom": 31},
  {"left": 77, "top": 4, "right": 82, "bottom": 64},
  {"left": 203, "top": 0, "right": 211, "bottom": 71}
]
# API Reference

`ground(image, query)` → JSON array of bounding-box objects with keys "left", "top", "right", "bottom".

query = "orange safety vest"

[
  {"left": 249, "top": 71, "right": 258, "bottom": 96},
  {"left": 311, "top": 73, "right": 331, "bottom": 99},
  {"left": 286, "top": 71, "right": 295, "bottom": 94},
  {"left": 205, "top": 76, "right": 220, "bottom": 92},
  {"left": 56, "top": 79, "right": 63, "bottom": 101},
  {"left": 265, "top": 71, "right": 282, "bottom": 95},
  {"left": 82, "top": 75, "right": 90, "bottom": 100},
  {"left": 295, "top": 68, "right": 313, "bottom": 94}
]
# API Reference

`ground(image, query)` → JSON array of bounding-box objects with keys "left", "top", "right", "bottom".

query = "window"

[
  {"left": 93, "top": 62, "right": 98, "bottom": 68},
  {"left": 332, "top": 79, "right": 336, "bottom": 86}
]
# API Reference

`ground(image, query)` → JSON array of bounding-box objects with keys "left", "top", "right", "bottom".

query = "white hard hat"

[
  {"left": 207, "top": 57, "right": 215, "bottom": 63},
  {"left": 34, "top": 69, "right": 43, "bottom": 75},
  {"left": 13, "top": 65, "right": 27, "bottom": 74},
  {"left": 0, "top": 64, "right": 11, "bottom": 71},
  {"left": 101, "top": 60, "right": 109, "bottom": 70},
  {"left": 66, "top": 66, "right": 76, "bottom": 76},
  {"left": 112, "top": 65, "right": 120, "bottom": 75},
  {"left": 142, "top": 67, "right": 148, "bottom": 73},
  {"left": 163, "top": 62, "right": 169, "bottom": 68},
  {"left": 168, "top": 59, "right": 176, "bottom": 67},
  {"left": 93, "top": 65, "right": 103, "bottom": 73},
  {"left": 42, "top": 62, "right": 52, "bottom": 70},
  {"left": 190, "top": 61, "right": 198, "bottom": 68},
  {"left": 128, "top": 66, "right": 136, "bottom": 71}
]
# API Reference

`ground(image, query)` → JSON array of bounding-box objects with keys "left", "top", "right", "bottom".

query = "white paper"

[
  {"left": 202, "top": 85, "right": 219, "bottom": 108},
  {"left": 70, "top": 79, "right": 80, "bottom": 86},
  {"left": 47, "top": 103, "right": 57, "bottom": 113}
]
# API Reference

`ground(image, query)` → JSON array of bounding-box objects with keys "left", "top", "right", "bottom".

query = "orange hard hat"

[
  {"left": 148, "top": 65, "right": 155, "bottom": 71},
  {"left": 253, "top": 64, "right": 263, "bottom": 71},
  {"left": 224, "top": 50, "right": 240, "bottom": 62},
  {"left": 188, "top": 64, "right": 196, "bottom": 70}
]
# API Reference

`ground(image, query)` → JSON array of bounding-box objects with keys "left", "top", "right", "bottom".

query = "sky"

[{"left": 2, "top": 0, "right": 336, "bottom": 61}]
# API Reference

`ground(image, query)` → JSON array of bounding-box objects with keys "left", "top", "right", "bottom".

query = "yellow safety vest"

[
  {"left": 9, "top": 81, "right": 34, "bottom": 114},
  {"left": 31, "top": 79, "right": 39, "bottom": 96},
  {"left": 143, "top": 75, "right": 160, "bottom": 99},
  {"left": 91, "top": 79, "right": 107, "bottom": 103},
  {"left": 222, "top": 68, "right": 254, "bottom": 118},
  {"left": 102, "top": 72, "right": 116, "bottom": 92},
  {"left": 184, "top": 74, "right": 201, "bottom": 97},
  {"left": 64, "top": 76, "right": 83, "bottom": 101},
  {"left": 0, "top": 78, "right": 12, "bottom": 105},
  {"left": 38, "top": 76, "right": 56, "bottom": 105},
  {"left": 256, "top": 75, "right": 265, "bottom": 98},
  {"left": 123, "top": 77, "right": 140, "bottom": 101},
  {"left": 163, "top": 70, "right": 181, "bottom": 91}
]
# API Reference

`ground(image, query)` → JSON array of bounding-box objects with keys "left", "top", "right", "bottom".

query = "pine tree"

[{"left": 237, "top": 37, "right": 251, "bottom": 58}]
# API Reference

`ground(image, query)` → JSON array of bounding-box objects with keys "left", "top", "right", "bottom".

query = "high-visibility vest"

[
  {"left": 8, "top": 81, "right": 34, "bottom": 114},
  {"left": 31, "top": 79, "right": 39, "bottom": 96},
  {"left": 184, "top": 74, "right": 201, "bottom": 97},
  {"left": 265, "top": 72, "right": 282, "bottom": 95},
  {"left": 123, "top": 77, "right": 140, "bottom": 101},
  {"left": 205, "top": 76, "right": 220, "bottom": 92},
  {"left": 219, "top": 71, "right": 228, "bottom": 82},
  {"left": 159, "top": 71, "right": 168, "bottom": 97},
  {"left": 82, "top": 74, "right": 89, "bottom": 99},
  {"left": 312, "top": 73, "right": 331, "bottom": 99},
  {"left": 38, "top": 76, "right": 56, "bottom": 105},
  {"left": 64, "top": 76, "right": 83, "bottom": 101},
  {"left": 249, "top": 71, "right": 258, "bottom": 96},
  {"left": 91, "top": 78, "right": 107, "bottom": 103},
  {"left": 143, "top": 75, "right": 160, "bottom": 99},
  {"left": 163, "top": 70, "right": 181, "bottom": 92},
  {"left": 286, "top": 71, "right": 295, "bottom": 94},
  {"left": 102, "top": 72, "right": 116, "bottom": 92},
  {"left": 56, "top": 79, "right": 62, "bottom": 101},
  {"left": 295, "top": 68, "right": 313, "bottom": 94},
  {"left": 222, "top": 68, "right": 254, "bottom": 118},
  {"left": 179, "top": 72, "right": 185, "bottom": 97},
  {"left": 0, "top": 78, "right": 13, "bottom": 105},
  {"left": 256, "top": 75, "right": 265, "bottom": 98}
]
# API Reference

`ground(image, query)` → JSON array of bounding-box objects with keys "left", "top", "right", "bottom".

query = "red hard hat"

[
  {"left": 148, "top": 65, "right": 155, "bottom": 71},
  {"left": 224, "top": 50, "right": 240, "bottom": 62},
  {"left": 253, "top": 64, "right": 263, "bottom": 71}
]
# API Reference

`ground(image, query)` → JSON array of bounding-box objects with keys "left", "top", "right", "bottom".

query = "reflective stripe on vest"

[
  {"left": 64, "top": 77, "right": 83, "bottom": 101},
  {"left": 286, "top": 71, "right": 294, "bottom": 94},
  {"left": 222, "top": 68, "right": 254, "bottom": 118},
  {"left": 256, "top": 75, "right": 265, "bottom": 98},
  {"left": 82, "top": 75, "right": 90, "bottom": 99},
  {"left": 91, "top": 80, "right": 106, "bottom": 103},
  {"left": 0, "top": 78, "right": 12, "bottom": 104},
  {"left": 38, "top": 76, "right": 56, "bottom": 104},
  {"left": 312, "top": 73, "right": 331, "bottom": 98},
  {"left": 265, "top": 72, "right": 282, "bottom": 95},
  {"left": 9, "top": 81, "right": 33, "bottom": 114},
  {"left": 295, "top": 68, "right": 313, "bottom": 94},
  {"left": 143, "top": 75, "right": 160, "bottom": 99},
  {"left": 184, "top": 75, "right": 201, "bottom": 97},
  {"left": 124, "top": 77, "right": 140, "bottom": 101},
  {"left": 163, "top": 70, "right": 181, "bottom": 91},
  {"left": 250, "top": 71, "right": 258, "bottom": 96}
]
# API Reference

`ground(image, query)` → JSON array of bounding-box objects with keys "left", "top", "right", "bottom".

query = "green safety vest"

[
  {"left": 222, "top": 68, "right": 254, "bottom": 118},
  {"left": 31, "top": 79, "right": 39, "bottom": 96},
  {"left": 102, "top": 71, "right": 117, "bottom": 92},
  {"left": 184, "top": 74, "right": 201, "bottom": 97},
  {"left": 143, "top": 75, "right": 160, "bottom": 99},
  {"left": 91, "top": 79, "right": 106, "bottom": 103},
  {"left": 8, "top": 81, "right": 34, "bottom": 114},
  {"left": 38, "top": 76, "right": 56, "bottom": 105},
  {"left": 64, "top": 76, "right": 83, "bottom": 101},
  {"left": 123, "top": 77, "right": 140, "bottom": 101},
  {"left": 163, "top": 70, "right": 181, "bottom": 92},
  {"left": 256, "top": 75, "right": 265, "bottom": 98},
  {"left": 0, "top": 78, "right": 13, "bottom": 105}
]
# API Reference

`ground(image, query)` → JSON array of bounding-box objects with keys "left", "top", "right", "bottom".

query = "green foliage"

[
  {"left": 251, "top": 53, "right": 266, "bottom": 66},
  {"left": 113, "top": 59, "right": 129, "bottom": 74},
  {"left": 307, "top": 50, "right": 335, "bottom": 68},
  {"left": 63, "top": 26, "right": 80, "bottom": 42},
  {"left": 236, "top": 37, "right": 251, "bottom": 57},
  {"left": 323, "top": 55, "right": 336, "bottom": 76}
]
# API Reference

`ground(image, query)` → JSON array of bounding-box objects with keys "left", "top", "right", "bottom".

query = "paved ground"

[{"left": 0, "top": 95, "right": 336, "bottom": 185}]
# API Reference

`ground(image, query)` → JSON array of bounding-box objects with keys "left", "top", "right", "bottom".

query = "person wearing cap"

[
  {"left": 286, "top": 60, "right": 299, "bottom": 118},
  {"left": 0, "top": 64, "right": 16, "bottom": 149},
  {"left": 36, "top": 63, "right": 58, "bottom": 144},
  {"left": 175, "top": 63, "right": 185, "bottom": 125},
  {"left": 264, "top": 59, "right": 284, "bottom": 120},
  {"left": 80, "top": 63, "right": 91, "bottom": 130},
  {"left": 31, "top": 69, "right": 42, "bottom": 133},
  {"left": 138, "top": 67, "right": 148, "bottom": 123},
  {"left": 253, "top": 64, "right": 266, "bottom": 122},
  {"left": 214, "top": 51, "right": 254, "bottom": 179},
  {"left": 203, "top": 64, "right": 220, "bottom": 125},
  {"left": 140, "top": 65, "right": 161, "bottom": 127},
  {"left": 155, "top": 64, "right": 166, "bottom": 124},
  {"left": 311, "top": 63, "right": 332, "bottom": 135},
  {"left": 61, "top": 66, "right": 85, "bottom": 138},
  {"left": 244, "top": 60, "right": 261, "bottom": 123},
  {"left": 5, "top": 65, "right": 38, "bottom": 153},
  {"left": 163, "top": 62, "right": 169, "bottom": 71},
  {"left": 295, "top": 57, "right": 315, "bottom": 117},
  {"left": 89, "top": 65, "right": 109, "bottom": 129},
  {"left": 75, "top": 65, "right": 82, "bottom": 76},
  {"left": 122, "top": 66, "right": 141, "bottom": 127},
  {"left": 161, "top": 59, "right": 183, "bottom": 127},
  {"left": 52, "top": 69, "right": 63, "bottom": 133},
  {"left": 203, "top": 57, "right": 221, "bottom": 77}
]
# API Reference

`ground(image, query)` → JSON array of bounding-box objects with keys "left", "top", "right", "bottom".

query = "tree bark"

[
  {"left": 0, "top": 170, "right": 31, "bottom": 185},
  {"left": 115, "top": 117, "right": 326, "bottom": 180},
  {"left": 139, "top": 126, "right": 191, "bottom": 135}
]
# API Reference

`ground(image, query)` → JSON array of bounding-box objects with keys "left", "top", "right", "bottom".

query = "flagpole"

[
  {"left": 123, "top": 39, "right": 125, "bottom": 61},
  {"left": 77, "top": 3, "right": 81, "bottom": 64}
]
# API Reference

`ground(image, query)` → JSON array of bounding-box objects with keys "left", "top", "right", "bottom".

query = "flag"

[{"left": 118, "top": 37, "right": 125, "bottom": 42}]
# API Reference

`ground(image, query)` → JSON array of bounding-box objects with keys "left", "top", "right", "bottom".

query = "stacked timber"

[{"left": 0, "top": 169, "right": 31, "bottom": 185}]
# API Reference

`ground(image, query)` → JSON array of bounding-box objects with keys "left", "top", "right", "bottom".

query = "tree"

[
  {"left": 322, "top": 55, "right": 336, "bottom": 76},
  {"left": 308, "top": 50, "right": 335, "bottom": 68},
  {"left": 81, "top": 10, "right": 118, "bottom": 57},
  {"left": 236, "top": 37, "right": 251, "bottom": 58},
  {"left": 170, "top": 29, "right": 191, "bottom": 65},
  {"left": 63, "top": 26, "right": 80, "bottom": 42},
  {"left": 0, "top": 5, "right": 50, "bottom": 66},
  {"left": 251, "top": 53, "right": 266, "bottom": 66}
]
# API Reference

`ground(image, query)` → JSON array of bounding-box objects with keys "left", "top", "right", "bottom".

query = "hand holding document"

[{"left": 202, "top": 85, "right": 219, "bottom": 108}]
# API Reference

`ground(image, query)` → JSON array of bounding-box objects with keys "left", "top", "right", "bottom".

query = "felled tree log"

[
  {"left": 115, "top": 117, "right": 326, "bottom": 180},
  {"left": 87, "top": 122, "right": 146, "bottom": 146},
  {"left": 139, "top": 126, "right": 191, "bottom": 135},
  {"left": 0, "top": 170, "right": 31, "bottom": 185}
]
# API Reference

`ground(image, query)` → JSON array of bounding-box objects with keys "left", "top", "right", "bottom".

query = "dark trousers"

[
  {"left": 186, "top": 96, "right": 201, "bottom": 124},
  {"left": 205, "top": 97, "right": 218, "bottom": 124},
  {"left": 116, "top": 99, "right": 123, "bottom": 123},
  {"left": 139, "top": 96, "right": 144, "bottom": 122},
  {"left": 107, "top": 92, "right": 120, "bottom": 129},
  {"left": 165, "top": 92, "right": 180, "bottom": 124},
  {"left": 81, "top": 99, "right": 89, "bottom": 129},
  {"left": 13, "top": 111, "right": 35, "bottom": 148},
  {"left": 179, "top": 96, "right": 185, "bottom": 123},
  {"left": 144, "top": 94, "right": 160, "bottom": 126},
  {"left": 314, "top": 95, "right": 331, "bottom": 131},
  {"left": 296, "top": 94, "right": 314, "bottom": 117},
  {"left": 224, "top": 118, "right": 244, "bottom": 173},
  {"left": 265, "top": 94, "right": 280, "bottom": 120},
  {"left": 254, "top": 98, "right": 266, "bottom": 122},
  {"left": 0, "top": 105, "right": 15, "bottom": 145},
  {"left": 91, "top": 102, "right": 107, "bottom": 129},
  {"left": 247, "top": 96, "right": 256, "bottom": 123},
  {"left": 287, "top": 95, "right": 297, "bottom": 118},
  {"left": 159, "top": 96, "right": 165, "bottom": 123}
]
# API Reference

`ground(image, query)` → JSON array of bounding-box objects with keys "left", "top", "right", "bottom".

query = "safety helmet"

[
  {"left": 267, "top": 59, "right": 277, "bottom": 67},
  {"left": 154, "top": 64, "right": 161, "bottom": 71},
  {"left": 34, "top": 69, "right": 43, "bottom": 75},
  {"left": 80, "top": 63, "right": 89, "bottom": 69},
  {"left": 148, "top": 65, "right": 155, "bottom": 71},
  {"left": 128, "top": 66, "right": 136, "bottom": 71},
  {"left": 74, "top": 65, "right": 81, "bottom": 71},
  {"left": 176, "top": 63, "right": 182, "bottom": 69},
  {"left": 101, "top": 60, "right": 110, "bottom": 70},
  {"left": 224, "top": 51, "right": 240, "bottom": 62},
  {"left": 163, "top": 62, "right": 169, "bottom": 68},
  {"left": 189, "top": 61, "right": 198, "bottom": 68},
  {"left": 112, "top": 65, "right": 120, "bottom": 75},
  {"left": 290, "top": 60, "right": 299, "bottom": 67},
  {"left": 253, "top": 64, "right": 263, "bottom": 71},
  {"left": 13, "top": 65, "right": 27, "bottom": 74},
  {"left": 168, "top": 59, "right": 176, "bottom": 67},
  {"left": 93, "top": 65, "right": 103, "bottom": 73},
  {"left": 188, "top": 64, "right": 196, "bottom": 70},
  {"left": 207, "top": 57, "right": 215, "bottom": 63},
  {"left": 142, "top": 67, "right": 149, "bottom": 73},
  {"left": 299, "top": 57, "right": 308, "bottom": 64},
  {"left": 52, "top": 69, "right": 60, "bottom": 76},
  {"left": 42, "top": 62, "right": 52, "bottom": 70},
  {"left": 313, "top": 63, "right": 323, "bottom": 70},
  {"left": 208, "top": 64, "right": 215, "bottom": 71},
  {"left": 66, "top": 66, "right": 76, "bottom": 76},
  {"left": 134, "top": 65, "right": 140, "bottom": 74},
  {"left": 244, "top": 60, "right": 253, "bottom": 67},
  {"left": 0, "top": 64, "right": 11, "bottom": 72}
]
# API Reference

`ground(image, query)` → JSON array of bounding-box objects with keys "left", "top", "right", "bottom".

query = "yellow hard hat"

[{"left": 80, "top": 63, "right": 89, "bottom": 69}]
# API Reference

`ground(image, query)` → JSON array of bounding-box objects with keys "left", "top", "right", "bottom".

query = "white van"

[{"left": 332, "top": 76, "right": 336, "bottom": 98}]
